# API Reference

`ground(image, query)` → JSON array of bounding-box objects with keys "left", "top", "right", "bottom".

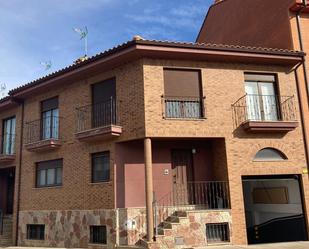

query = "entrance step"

[{"left": 0, "top": 215, "right": 13, "bottom": 247}]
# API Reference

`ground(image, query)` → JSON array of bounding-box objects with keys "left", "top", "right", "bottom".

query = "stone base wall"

[
  {"left": 18, "top": 208, "right": 147, "bottom": 248},
  {"left": 18, "top": 208, "right": 231, "bottom": 248}
]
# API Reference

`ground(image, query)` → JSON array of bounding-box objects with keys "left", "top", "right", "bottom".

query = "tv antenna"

[
  {"left": 0, "top": 83, "right": 7, "bottom": 97},
  {"left": 40, "top": 61, "right": 52, "bottom": 70},
  {"left": 73, "top": 26, "right": 88, "bottom": 56}
]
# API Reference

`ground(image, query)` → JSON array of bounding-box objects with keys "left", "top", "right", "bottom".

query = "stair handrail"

[{"left": 0, "top": 209, "right": 3, "bottom": 235}]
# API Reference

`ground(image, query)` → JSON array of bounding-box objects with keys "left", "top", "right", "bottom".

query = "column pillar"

[{"left": 144, "top": 137, "right": 154, "bottom": 241}]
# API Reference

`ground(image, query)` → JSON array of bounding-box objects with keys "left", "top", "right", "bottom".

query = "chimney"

[{"left": 214, "top": 0, "right": 223, "bottom": 3}]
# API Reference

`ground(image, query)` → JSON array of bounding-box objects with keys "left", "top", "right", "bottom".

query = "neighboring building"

[{"left": 1, "top": 1, "right": 309, "bottom": 247}]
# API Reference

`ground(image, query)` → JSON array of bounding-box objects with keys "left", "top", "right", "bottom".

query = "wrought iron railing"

[
  {"left": 76, "top": 97, "right": 118, "bottom": 133},
  {"left": 25, "top": 116, "right": 61, "bottom": 144},
  {"left": 232, "top": 94, "right": 296, "bottom": 127},
  {"left": 0, "top": 209, "right": 3, "bottom": 235},
  {"left": 153, "top": 181, "right": 230, "bottom": 237},
  {"left": 0, "top": 133, "right": 15, "bottom": 155},
  {"left": 162, "top": 95, "right": 205, "bottom": 119}
]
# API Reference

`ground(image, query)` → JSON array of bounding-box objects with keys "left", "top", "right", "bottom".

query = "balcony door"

[
  {"left": 92, "top": 78, "right": 116, "bottom": 128},
  {"left": 41, "top": 97, "right": 59, "bottom": 140},
  {"left": 2, "top": 117, "right": 16, "bottom": 155},
  {"left": 245, "top": 75, "right": 279, "bottom": 121}
]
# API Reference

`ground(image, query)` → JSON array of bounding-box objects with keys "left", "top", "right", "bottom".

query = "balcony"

[
  {"left": 75, "top": 98, "right": 122, "bottom": 141},
  {"left": 0, "top": 134, "right": 15, "bottom": 163},
  {"left": 24, "top": 117, "right": 62, "bottom": 152},
  {"left": 162, "top": 95, "right": 206, "bottom": 119},
  {"left": 232, "top": 94, "right": 298, "bottom": 132}
]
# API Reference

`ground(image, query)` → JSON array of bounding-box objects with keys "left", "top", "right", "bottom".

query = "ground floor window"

[
  {"left": 206, "top": 223, "right": 230, "bottom": 243},
  {"left": 90, "top": 225, "right": 107, "bottom": 244},
  {"left": 36, "top": 159, "right": 63, "bottom": 187},
  {"left": 27, "top": 224, "right": 45, "bottom": 240}
]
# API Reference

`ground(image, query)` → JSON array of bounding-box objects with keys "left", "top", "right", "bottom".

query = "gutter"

[{"left": 14, "top": 98, "right": 24, "bottom": 246}]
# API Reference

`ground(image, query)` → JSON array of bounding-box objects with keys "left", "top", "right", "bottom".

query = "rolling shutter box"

[
  {"left": 164, "top": 69, "right": 201, "bottom": 97},
  {"left": 41, "top": 97, "right": 58, "bottom": 112}
]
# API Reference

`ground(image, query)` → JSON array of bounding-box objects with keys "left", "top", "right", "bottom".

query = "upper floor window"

[
  {"left": 163, "top": 69, "right": 204, "bottom": 119},
  {"left": 91, "top": 152, "right": 110, "bottom": 183},
  {"left": 36, "top": 159, "right": 63, "bottom": 187},
  {"left": 92, "top": 78, "right": 116, "bottom": 128},
  {"left": 244, "top": 74, "right": 279, "bottom": 121},
  {"left": 2, "top": 117, "right": 16, "bottom": 155},
  {"left": 41, "top": 97, "right": 59, "bottom": 140}
]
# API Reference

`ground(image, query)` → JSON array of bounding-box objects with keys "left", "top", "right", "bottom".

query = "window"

[
  {"left": 206, "top": 223, "right": 230, "bottom": 243},
  {"left": 92, "top": 152, "right": 110, "bottom": 183},
  {"left": 2, "top": 117, "right": 16, "bottom": 155},
  {"left": 27, "top": 224, "right": 45, "bottom": 240},
  {"left": 36, "top": 159, "right": 63, "bottom": 187},
  {"left": 41, "top": 97, "right": 59, "bottom": 140},
  {"left": 244, "top": 73, "right": 279, "bottom": 121},
  {"left": 163, "top": 69, "right": 203, "bottom": 119},
  {"left": 254, "top": 148, "right": 287, "bottom": 161},
  {"left": 90, "top": 225, "right": 107, "bottom": 244}
]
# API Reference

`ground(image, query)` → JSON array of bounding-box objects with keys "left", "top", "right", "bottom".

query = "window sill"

[
  {"left": 89, "top": 181, "right": 112, "bottom": 186},
  {"left": 33, "top": 185, "right": 63, "bottom": 190},
  {"left": 163, "top": 117, "right": 206, "bottom": 121}
]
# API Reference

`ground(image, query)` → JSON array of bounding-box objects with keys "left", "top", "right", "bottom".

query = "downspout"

[
  {"left": 14, "top": 99, "right": 24, "bottom": 246},
  {"left": 296, "top": 0, "right": 309, "bottom": 99}
]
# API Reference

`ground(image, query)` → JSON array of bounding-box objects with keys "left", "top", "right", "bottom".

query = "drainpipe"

[
  {"left": 14, "top": 99, "right": 24, "bottom": 246},
  {"left": 296, "top": 0, "right": 309, "bottom": 98}
]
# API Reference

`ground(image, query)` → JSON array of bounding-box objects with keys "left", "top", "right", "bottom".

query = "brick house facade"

[{"left": 0, "top": 2, "right": 309, "bottom": 248}]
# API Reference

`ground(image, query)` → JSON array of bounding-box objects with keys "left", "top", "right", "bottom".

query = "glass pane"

[
  {"left": 52, "top": 109, "right": 59, "bottom": 139},
  {"left": 56, "top": 167, "right": 62, "bottom": 185},
  {"left": 245, "top": 81, "right": 261, "bottom": 120},
  {"left": 2, "top": 118, "right": 16, "bottom": 155},
  {"left": 259, "top": 83, "right": 278, "bottom": 121},
  {"left": 47, "top": 168, "right": 56, "bottom": 185},
  {"left": 254, "top": 148, "right": 286, "bottom": 161},
  {"left": 42, "top": 111, "right": 52, "bottom": 139},
  {"left": 38, "top": 169, "right": 46, "bottom": 186},
  {"left": 93, "top": 154, "right": 110, "bottom": 182}
]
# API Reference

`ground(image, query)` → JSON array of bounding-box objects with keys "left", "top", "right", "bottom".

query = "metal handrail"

[
  {"left": 161, "top": 95, "right": 206, "bottom": 119},
  {"left": 232, "top": 94, "right": 296, "bottom": 128},
  {"left": 0, "top": 209, "right": 3, "bottom": 235},
  {"left": 153, "top": 181, "right": 230, "bottom": 238}
]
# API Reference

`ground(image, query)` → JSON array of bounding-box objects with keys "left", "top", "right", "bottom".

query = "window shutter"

[{"left": 164, "top": 69, "right": 201, "bottom": 97}]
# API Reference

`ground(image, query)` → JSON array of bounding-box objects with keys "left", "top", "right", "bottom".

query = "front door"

[{"left": 171, "top": 150, "right": 194, "bottom": 205}]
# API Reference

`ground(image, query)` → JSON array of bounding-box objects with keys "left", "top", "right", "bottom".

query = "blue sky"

[{"left": 0, "top": 0, "right": 212, "bottom": 94}]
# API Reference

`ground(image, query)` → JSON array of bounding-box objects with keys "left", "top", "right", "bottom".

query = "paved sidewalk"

[{"left": 204, "top": 241, "right": 309, "bottom": 249}]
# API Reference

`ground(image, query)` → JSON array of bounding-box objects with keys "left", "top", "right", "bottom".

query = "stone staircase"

[
  {"left": 0, "top": 215, "right": 13, "bottom": 247},
  {"left": 138, "top": 211, "right": 203, "bottom": 249}
]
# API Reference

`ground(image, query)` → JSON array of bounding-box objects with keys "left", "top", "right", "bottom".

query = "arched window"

[{"left": 254, "top": 148, "right": 287, "bottom": 161}]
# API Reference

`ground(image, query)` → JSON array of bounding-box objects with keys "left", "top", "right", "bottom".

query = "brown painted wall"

[
  {"left": 115, "top": 140, "right": 218, "bottom": 208},
  {"left": 197, "top": 0, "right": 295, "bottom": 49}
]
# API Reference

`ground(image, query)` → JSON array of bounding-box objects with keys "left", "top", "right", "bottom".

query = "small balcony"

[
  {"left": 24, "top": 117, "right": 62, "bottom": 152},
  {"left": 75, "top": 98, "right": 122, "bottom": 142},
  {"left": 232, "top": 94, "right": 298, "bottom": 132},
  {"left": 162, "top": 95, "right": 206, "bottom": 119},
  {"left": 0, "top": 134, "right": 16, "bottom": 163}
]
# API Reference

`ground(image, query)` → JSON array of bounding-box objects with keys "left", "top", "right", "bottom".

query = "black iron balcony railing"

[
  {"left": 153, "top": 181, "right": 230, "bottom": 237},
  {"left": 162, "top": 95, "right": 206, "bottom": 119},
  {"left": 232, "top": 94, "right": 296, "bottom": 127},
  {"left": 76, "top": 97, "right": 118, "bottom": 133},
  {"left": 25, "top": 116, "right": 61, "bottom": 145},
  {"left": 0, "top": 133, "right": 15, "bottom": 155}
]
